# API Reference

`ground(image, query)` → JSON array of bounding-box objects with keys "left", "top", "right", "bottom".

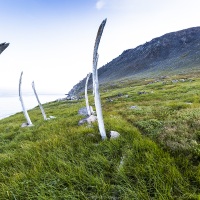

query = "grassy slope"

[{"left": 0, "top": 72, "right": 200, "bottom": 199}]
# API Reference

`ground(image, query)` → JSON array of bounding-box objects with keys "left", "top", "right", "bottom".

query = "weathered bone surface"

[
  {"left": 85, "top": 73, "right": 92, "bottom": 116},
  {"left": 19, "top": 72, "right": 33, "bottom": 127},
  {"left": 92, "top": 19, "right": 107, "bottom": 140},
  {"left": 32, "top": 81, "right": 47, "bottom": 120}
]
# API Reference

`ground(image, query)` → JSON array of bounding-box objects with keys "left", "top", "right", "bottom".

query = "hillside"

[
  {"left": 0, "top": 42, "right": 9, "bottom": 55},
  {"left": 0, "top": 72, "right": 200, "bottom": 199},
  {"left": 69, "top": 26, "right": 200, "bottom": 96}
]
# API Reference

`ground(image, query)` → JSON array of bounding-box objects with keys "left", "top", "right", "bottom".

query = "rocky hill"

[
  {"left": 69, "top": 26, "right": 200, "bottom": 96},
  {"left": 0, "top": 42, "right": 9, "bottom": 55}
]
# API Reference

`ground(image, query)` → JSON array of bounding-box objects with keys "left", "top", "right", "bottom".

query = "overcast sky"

[{"left": 0, "top": 0, "right": 200, "bottom": 94}]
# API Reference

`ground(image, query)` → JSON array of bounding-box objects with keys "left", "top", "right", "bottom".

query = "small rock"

[
  {"left": 21, "top": 123, "right": 34, "bottom": 128},
  {"left": 78, "top": 107, "right": 88, "bottom": 116},
  {"left": 110, "top": 131, "right": 120, "bottom": 139},
  {"left": 49, "top": 116, "right": 56, "bottom": 119},
  {"left": 70, "top": 95, "right": 79, "bottom": 100},
  {"left": 78, "top": 115, "right": 97, "bottom": 125},
  {"left": 78, "top": 118, "right": 87, "bottom": 125},
  {"left": 147, "top": 82, "right": 154, "bottom": 85},
  {"left": 21, "top": 122, "right": 28, "bottom": 127},
  {"left": 86, "top": 115, "right": 97, "bottom": 124},
  {"left": 78, "top": 107, "right": 95, "bottom": 116},
  {"left": 130, "top": 105, "right": 138, "bottom": 109},
  {"left": 117, "top": 93, "right": 123, "bottom": 97},
  {"left": 46, "top": 116, "right": 56, "bottom": 120},
  {"left": 172, "top": 80, "right": 179, "bottom": 83},
  {"left": 160, "top": 76, "right": 168, "bottom": 79},
  {"left": 138, "top": 91, "right": 147, "bottom": 95},
  {"left": 106, "top": 98, "right": 113, "bottom": 102}
]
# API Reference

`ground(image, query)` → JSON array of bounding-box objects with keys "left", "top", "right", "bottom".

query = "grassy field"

[{"left": 0, "top": 72, "right": 200, "bottom": 199}]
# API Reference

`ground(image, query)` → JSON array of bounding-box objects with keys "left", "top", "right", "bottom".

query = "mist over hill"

[{"left": 69, "top": 26, "right": 200, "bottom": 96}]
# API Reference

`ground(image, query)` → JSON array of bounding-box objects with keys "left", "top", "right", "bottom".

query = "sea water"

[{"left": 0, "top": 93, "right": 65, "bottom": 120}]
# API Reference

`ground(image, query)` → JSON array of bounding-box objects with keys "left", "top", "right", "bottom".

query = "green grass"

[{"left": 0, "top": 72, "right": 200, "bottom": 199}]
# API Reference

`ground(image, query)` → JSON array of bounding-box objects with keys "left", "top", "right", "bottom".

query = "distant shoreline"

[{"left": 0, "top": 94, "right": 65, "bottom": 120}]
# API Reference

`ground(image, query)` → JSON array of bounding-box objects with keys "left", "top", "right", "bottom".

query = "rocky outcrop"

[
  {"left": 68, "top": 26, "right": 200, "bottom": 96},
  {"left": 0, "top": 42, "right": 9, "bottom": 54}
]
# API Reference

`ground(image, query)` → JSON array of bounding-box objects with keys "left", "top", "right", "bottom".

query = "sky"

[{"left": 0, "top": 0, "right": 200, "bottom": 95}]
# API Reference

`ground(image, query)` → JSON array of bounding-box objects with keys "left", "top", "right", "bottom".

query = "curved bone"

[
  {"left": 92, "top": 19, "right": 107, "bottom": 140},
  {"left": 19, "top": 71, "right": 33, "bottom": 126},
  {"left": 85, "top": 73, "right": 92, "bottom": 116},
  {"left": 32, "top": 81, "right": 47, "bottom": 120}
]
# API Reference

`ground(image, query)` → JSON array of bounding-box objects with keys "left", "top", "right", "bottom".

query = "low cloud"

[{"left": 96, "top": 0, "right": 105, "bottom": 10}]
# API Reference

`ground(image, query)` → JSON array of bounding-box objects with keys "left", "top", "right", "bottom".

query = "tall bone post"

[
  {"left": 92, "top": 19, "right": 107, "bottom": 140},
  {"left": 32, "top": 81, "right": 47, "bottom": 120},
  {"left": 19, "top": 71, "right": 33, "bottom": 126},
  {"left": 85, "top": 73, "right": 92, "bottom": 116}
]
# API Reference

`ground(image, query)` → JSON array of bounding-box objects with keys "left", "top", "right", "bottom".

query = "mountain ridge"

[
  {"left": 69, "top": 26, "right": 200, "bottom": 96},
  {"left": 0, "top": 42, "right": 9, "bottom": 55}
]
